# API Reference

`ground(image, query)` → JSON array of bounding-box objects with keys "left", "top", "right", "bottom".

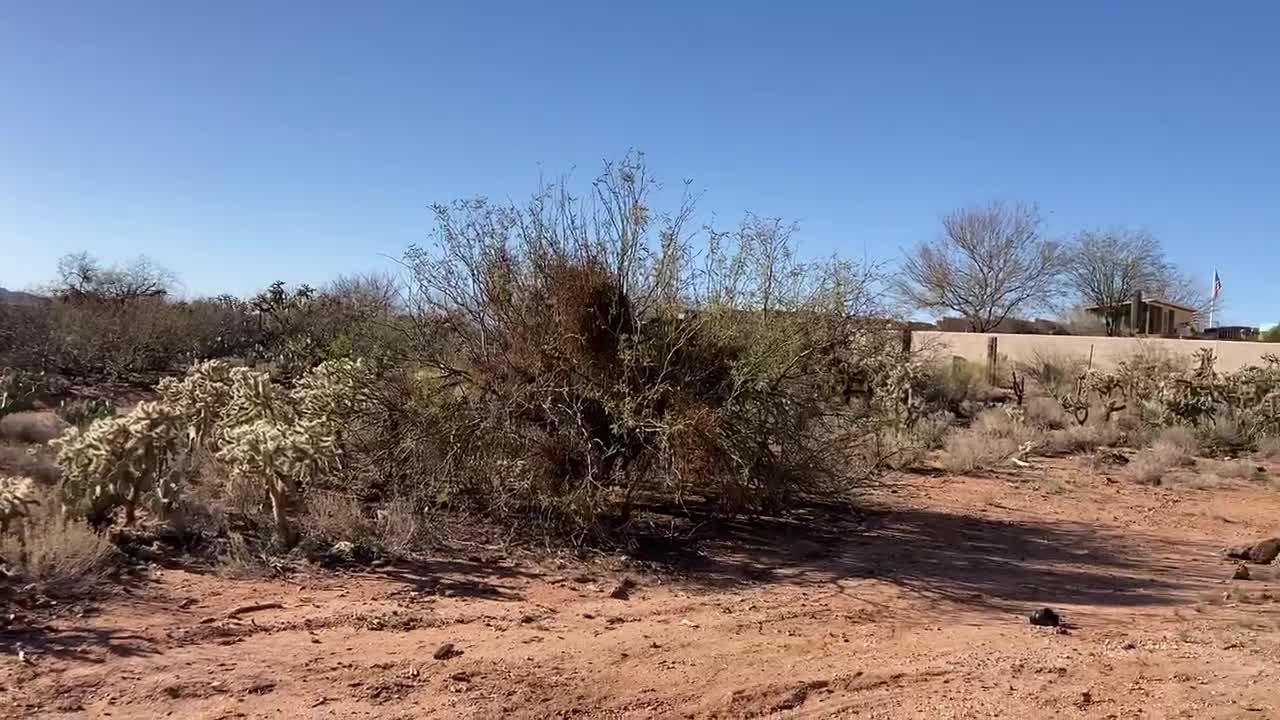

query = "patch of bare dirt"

[{"left": 3, "top": 456, "right": 1280, "bottom": 718}]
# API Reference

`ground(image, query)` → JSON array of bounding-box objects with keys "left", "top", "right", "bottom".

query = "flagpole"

[{"left": 1209, "top": 269, "right": 1216, "bottom": 329}]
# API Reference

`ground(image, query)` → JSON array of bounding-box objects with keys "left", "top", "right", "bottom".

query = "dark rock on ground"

[
  {"left": 1029, "top": 608, "right": 1060, "bottom": 627},
  {"left": 433, "top": 642, "right": 460, "bottom": 660},
  {"left": 1224, "top": 537, "right": 1280, "bottom": 564}
]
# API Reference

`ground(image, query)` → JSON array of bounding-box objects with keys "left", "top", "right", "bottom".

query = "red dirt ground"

[{"left": 4, "top": 457, "right": 1280, "bottom": 719}]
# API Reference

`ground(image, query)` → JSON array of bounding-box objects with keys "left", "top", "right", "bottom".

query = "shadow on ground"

[
  {"left": 0, "top": 624, "right": 157, "bottom": 662},
  {"left": 365, "top": 556, "right": 540, "bottom": 602},
  {"left": 627, "top": 501, "right": 1212, "bottom": 612}
]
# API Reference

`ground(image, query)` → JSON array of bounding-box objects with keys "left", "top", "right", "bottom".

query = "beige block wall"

[{"left": 912, "top": 331, "right": 1278, "bottom": 373}]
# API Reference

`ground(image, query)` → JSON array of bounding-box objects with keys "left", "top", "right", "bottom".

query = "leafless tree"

[
  {"left": 53, "top": 252, "right": 177, "bottom": 302},
  {"left": 1064, "top": 229, "right": 1209, "bottom": 335},
  {"left": 898, "top": 201, "right": 1064, "bottom": 331}
]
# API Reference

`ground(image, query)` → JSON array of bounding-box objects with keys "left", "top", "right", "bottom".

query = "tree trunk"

[
  {"left": 267, "top": 481, "right": 296, "bottom": 548},
  {"left": 123, "top": 484, "right": 137, "bottom": 526}
]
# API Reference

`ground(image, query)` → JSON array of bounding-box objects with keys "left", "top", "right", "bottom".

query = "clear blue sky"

[{"left": 2, "top": 1, "right": 1276, "bottom": 325}]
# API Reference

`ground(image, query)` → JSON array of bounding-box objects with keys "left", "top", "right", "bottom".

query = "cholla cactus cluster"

[
  {"left": 157, "top": 359, "right": 236, "bottom": 448},
  {"left": 1, "top": 368, "right": 40, "bottom": 416},
  {"left": 51, "top": 401, "right": 187, "bottom": 525},
  {"left": 0, "top": 475, "right": 39, "bottom": 533},
  {"left": 54, "top": 358, "right": 369, "bottom": 544},
  {"left": 1060, "top": 350, "right": 1280, "bottom": 437},
  {"left": 211, "top": 361, "right": 368, "bottom": 545}
]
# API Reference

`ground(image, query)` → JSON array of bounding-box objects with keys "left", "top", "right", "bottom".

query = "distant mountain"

[{"left": 0, "top": 287, "right": 46, "bottom": 305}]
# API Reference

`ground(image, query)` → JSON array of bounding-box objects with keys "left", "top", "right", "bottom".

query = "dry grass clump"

[
  {"left": 1043, "top": 422, "right": 1122, "bottom": 455},
  {"left": 0, "top": 411, "right": 64, "bottom": 445},
  {"left": 0, "top": 441, "right": 60, "bottom": 485},
  {"left": 0, "top": 494, "right": 117, "bottom": 596},
  {"left": 1256, "top": 436, "right": 1280, "bottom": 461},
  {"left": 1126, "top": 450, "right": 1174, "bottom": 486},
  {"left": 941, "top": 427, "right": 1020, "bottom": 474},
  {"left": 1199, "top": 459, "right": 1267, "bottom": 482},
  {"left": 1017, "top": 350, "right": 1087, "bottom": 399},
  {"left": 1151, "top": 426, "right": 1200, "bottom": 468},
  {"left": 1024, "top": 396, "right": 1069, "bottom": 431},
  {"left": 1195, "top": 414, "right": 1254, "bottom": 456},
  {"left": 301, "top": 492, "right": 421, "bottom": 556}
]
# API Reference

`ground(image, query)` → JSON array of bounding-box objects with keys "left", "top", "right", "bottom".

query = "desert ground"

[{"left": 4, "top": 457, "right": 1279, "bottom": 719}]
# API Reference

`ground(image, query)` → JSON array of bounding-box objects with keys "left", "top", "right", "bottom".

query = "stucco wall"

[{"left": 912, "top": 331, "right": 1278, "bottom": 373}]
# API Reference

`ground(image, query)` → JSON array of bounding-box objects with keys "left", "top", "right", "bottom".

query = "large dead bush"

[{"left": 390, "top": 157, "right": 898, "bottom": 539}]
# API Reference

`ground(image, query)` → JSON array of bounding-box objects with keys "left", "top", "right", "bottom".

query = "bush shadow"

[{"left": 628, "top": 500, "right": 1211, "bottom": 613}]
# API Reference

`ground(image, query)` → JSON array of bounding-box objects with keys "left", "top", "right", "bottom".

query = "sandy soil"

[{"left": 4, "top": 457, "right": 1280, "bottom": 719}]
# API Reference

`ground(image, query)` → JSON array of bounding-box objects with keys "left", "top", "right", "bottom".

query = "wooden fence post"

[{"left": 986, "top": 336, "right": 999, "bottom": 386}]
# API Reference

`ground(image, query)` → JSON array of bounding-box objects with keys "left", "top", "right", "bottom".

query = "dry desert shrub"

[
  {"left": 1126, "top": 450, "right": 1173, "bottom": 486},
  {"left": 1199, "top": 459, "right": 1267, "bottom": 482},
  {"left": 1043, "top": 422, "right": 1122, "bottom": 455},
  {"left": 1017, "top": 350, "right": 1087, "bottom": 400},
  {"left": 0, "top": 493, "right": 117, "bottom": 596},
  {"left": 941, "top": 427, "right": 1020, "bottom": 474},
  {"left": 0, "top": 442, "right": 60, "bottom": 485},
  {"left": 1257, "top": 436, "right": 1280, "bottom": 461},
  {"left": 0, "top": 411, "right": 64, "bottom": 445},
  {"left": 1152, "top": 426, "right": 1200, "bottom": 468},
  {"left": 1024, "top": 395, "right": 1069, "bottom": 430}
]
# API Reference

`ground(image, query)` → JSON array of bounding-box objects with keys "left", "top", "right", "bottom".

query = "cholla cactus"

[
  {"left": 212, "top": 359, "right": 369, "bottom": 546},
  {"left": 292, "top": 358, "right": 371, "bottom": 422},
  {"left": 1, "top": 368, "right": 40, "bottom": 416},
  {"left": 51, "top": 401, "right": 187, "bottom": 525},
  {"left": 51, "top": 358, "right": 370, "bottom": 543},
  {"left": 217, "top": 418, "right": 339, "bottom": 545},
  {"left": 157, "top": 359, "right": 235, "bottom": 448},
  {"left": 0, "top": 475, "right": 39, "bottom": 533}
]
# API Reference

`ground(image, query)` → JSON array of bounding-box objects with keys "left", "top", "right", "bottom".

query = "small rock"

[
  {"left": 1054, "top": 626, "right": 1069, "bottom": 635},
  {"left": 1121, "top": 639, "right": 1138, "bottom": 650},
  {"left": 433, "top": 643, "right": 460, "bottom": 660},
  {"left": 1224, "top": 537, "right": 1280, "bottom": 564},
  {"left": 449, "top": 671, "right": 470, "bottom": 682},
  {"left": 1249, "top": 538, "right": 1280, "bottom": 564},
  {"left": 1029, "top": 608, "right": 1060, "bottom": 627},
  {"left": 1233, "top": 564, "right": 1251, "bottom": 580},
  {"left": 609, "top": 578, "right": 636, "bottom": 600}
]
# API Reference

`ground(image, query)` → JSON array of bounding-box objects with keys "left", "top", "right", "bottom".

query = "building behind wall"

[{"left": 1081, "top": 292, "right": 1200, "bottom": 338}]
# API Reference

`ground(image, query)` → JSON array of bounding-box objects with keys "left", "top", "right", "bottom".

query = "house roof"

[{"left": 1083, "top": 298, "right": 1199, "bottom": 314}]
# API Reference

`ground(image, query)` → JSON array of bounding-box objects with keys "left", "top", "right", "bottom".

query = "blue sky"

[{"left": 2, "top": 1, "right": 1276, "bottom": 325}]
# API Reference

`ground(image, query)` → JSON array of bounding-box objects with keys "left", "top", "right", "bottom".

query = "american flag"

[{"left": 1213, "top": 270, "right": 1222, "bottom": 300}]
